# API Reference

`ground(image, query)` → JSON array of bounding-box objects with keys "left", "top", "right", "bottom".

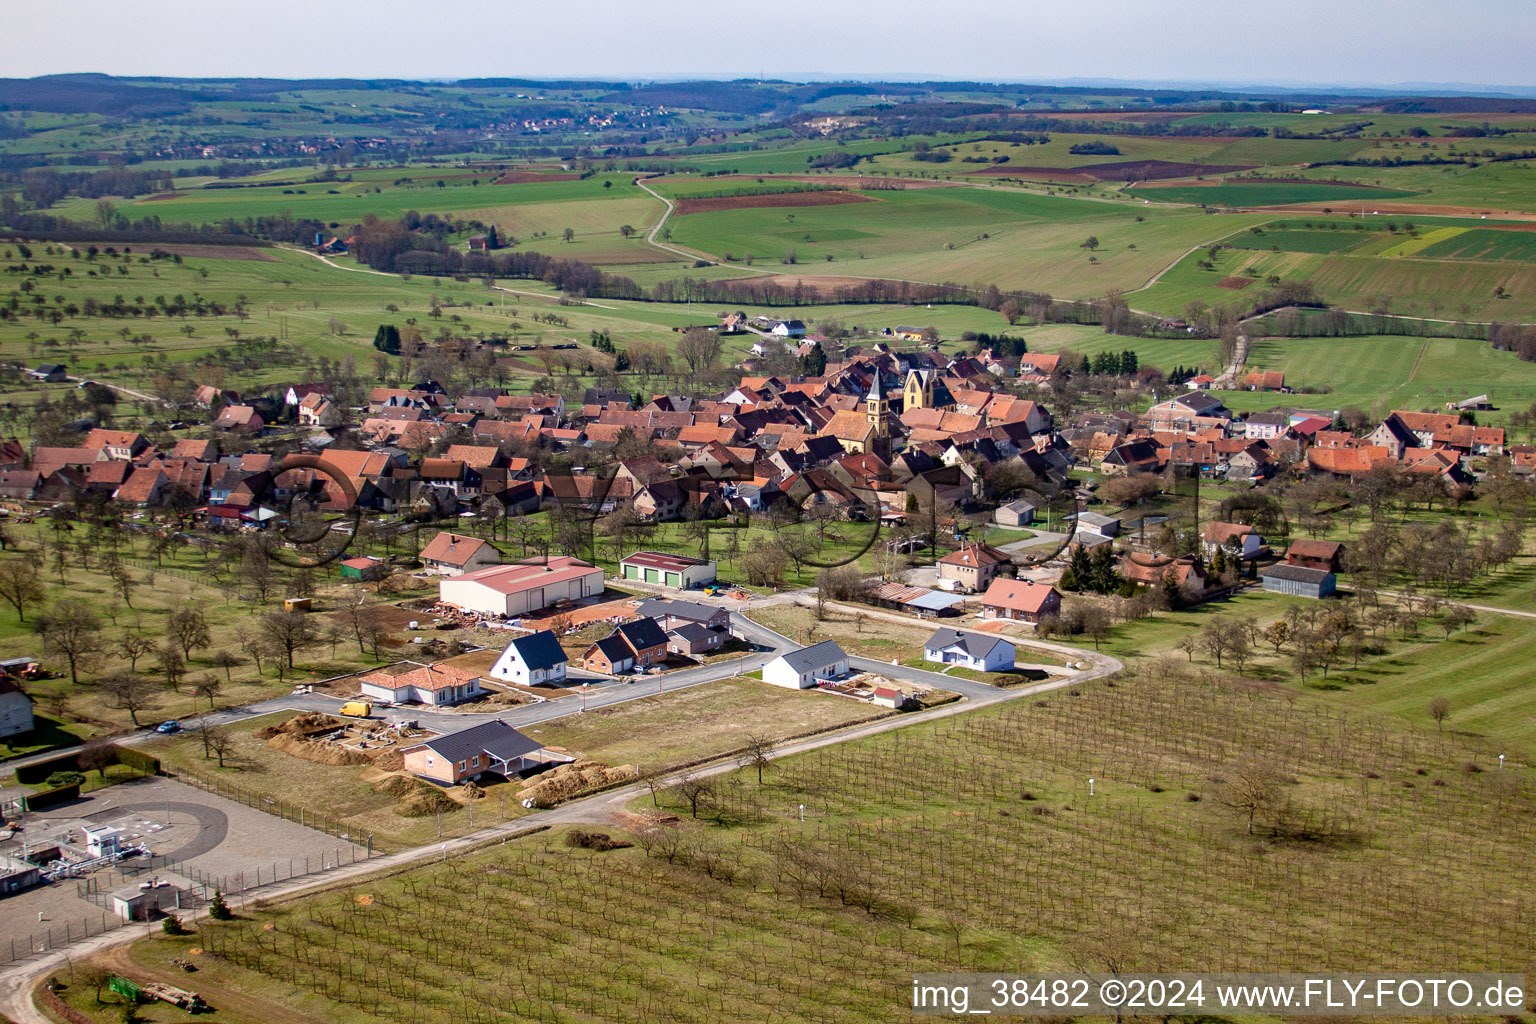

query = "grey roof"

[
  {"left": 1001, "top": 499, "right": 1036, "bottom": 513},
  {"left": 591, "top": 635, "right": 634, "bottom": 663},
  {"left": 773, "top": 640, "right": 847, "bottom": 674},
  {"left": 667, "top": 622, "right": 718, "bottom": 645},
  {"left": 616, "top": 616, "right": 669, "bottom": 652},
  {"left": 1262, "top": 564, "right": 1335, "bottom": 584},
  {"left": 634, "top": 597, "right": 723, "bottom": 624},
  {"left": 905, "top": 590, "right": 968, "bottom": 612},
  {"left": 422, "top": 721, "right": 541, "bottom": 764},
  {"left": 924, "top": 627, "right": 1011, "bottom": 660},
  {"left": 503, "top": 630, "right": 567, "bottom": 672}
]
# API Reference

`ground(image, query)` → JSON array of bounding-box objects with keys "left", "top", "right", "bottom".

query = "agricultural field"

[
  {"left": 1131, "top": 240, "right": 1536, "bottom": 321},
  {"left": 78, "top": 652, "right": 1536, "bottom": 1023},
  {"left": 1129, "top": 179, "right": 1418, "bottom": 208},
  {"left": 664, "top": 183, "right": 1266, "bottom": 297}
]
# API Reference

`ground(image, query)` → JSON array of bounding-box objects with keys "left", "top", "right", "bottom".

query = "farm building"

[
  {"left": 1261, "top": 564, "right": 1336, "bottom": 599},
  {"left": 438, "top": 557, "right": 604, "bottom": 618},
  {"left": 487, "top": 630, "right": 568, "bottom": 687},
  {"left": 0, "top": 681, "right": 33, "bottom": 739},
  {"left": 937, "top": 541, "right": 1011, "bottom": 593},
  {"left": 619, "top": 551, "right": 717, "bottom": 590},
  {"left": 402, "top": 721, "right": 569, "bottom": 785},
  {"left": 923, "top": 628, "right": 1015, "bottom": 672},
  {"left": 1285, "top": 539, "right": 1344, "bottom": 573},
  {"left": 358, "top": 662, "right": 485, "bottom": 707},
  {"left": 763, "top": 640, "right": 849, "bottom": 689},
  {"left": 872, "top": 686, "right": 909, "bottom": 710},
  {"left": 994, "top": 499, "right": 1036, "bottom": 527},
  {"left": 1072, "top": 511, "right": 1121, "bottom": 538},
  {"left": 420, "top": 531, "right": 501, "bottom": 576},
  {"left": 979, "top": 578, "right": 1060, "bottom": 625},
  {"left": 338, "top": 556, "right": 386, "bottom": 582},
  {"left": 29, "top": 364, "right": 67, "bottom": 383}
]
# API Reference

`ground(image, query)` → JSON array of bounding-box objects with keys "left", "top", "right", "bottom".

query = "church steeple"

[{"left": 866, "top": 371, "right": 889, "bottom": 439}]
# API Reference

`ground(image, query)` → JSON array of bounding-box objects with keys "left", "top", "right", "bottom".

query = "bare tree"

[
  {"left": 669, "top": 774, "right": 715, "bottom": 819},
  {"left": 193, "top": 675, "right": 223, "bottom": 712},
  {"left": 115, "top": 632, "right": 158, "bottom": 672},
  {"left": 260, "top": 610, "right": 318, "bottom": 669},
  {"left": 207, "top": 649, "right": 243, "bottom": 684},
  {"left": 676, "top": 328, "right": 723, "bottom": 375},
  {"left": 0, "top": 560, "right": 43, "bottom": 622},
  {"left": 740, "top": 733, "right": 776, "bottom": 785},
  {"left": 100, "top": 673, "right": 160, "bottom": 727},
  {"left": 167, "top": 608, "right": 212, "bottom": 660},
  {"left": 77, "top": 739, "right": 120, "bottom": 779},
  {"left": 203, "top": 723, "right": 234, "bottom": 768},
  {"left": 37, "top": 600, "right": 103, "bottom": 685},
  {"left": 1217, "top": 757, "right": 1284, "bottom": 835},
  {"left": 156, "top": 644, "right": 186, "bottom": 692}
]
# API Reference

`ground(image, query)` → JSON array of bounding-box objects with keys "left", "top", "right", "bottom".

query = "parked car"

[{"left": 154, "top": 720, "right": 181, "bottom": 734}]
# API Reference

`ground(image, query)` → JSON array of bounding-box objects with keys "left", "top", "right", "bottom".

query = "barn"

[{"left": 1261, "top": 564, "right": 1336, "bottom": 599}]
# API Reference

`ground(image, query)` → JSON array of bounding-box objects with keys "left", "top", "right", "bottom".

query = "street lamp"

[
  {"left": 798, "top": 804, "right": 805, "bottom": 822},
  {"left": 1088, "top": 778, "right": 1095, "bottom": 798},
  {"left": 1499, "top": 753, "right": 1506, "bottom": 770}
]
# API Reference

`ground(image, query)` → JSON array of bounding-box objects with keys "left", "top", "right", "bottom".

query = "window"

[
  {"left": 456, "top": 761, "right": 466, "bottom": 771},
  {"left": 470, "top": 756, "right": 479, "bottom": 767}
]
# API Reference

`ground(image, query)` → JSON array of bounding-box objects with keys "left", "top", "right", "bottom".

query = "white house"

[
  {"left": 1201, "top": 522, "right": 1263, "bottom": 561},
  {"left": 487, "top": 630, "right": 568, "bottom": 687},
  {"left": 0, "top": 681, "right": 33, "bottom": 739},
  {"left": 762, "top": 640, "right": 849, "bottom": 689},
  {"left": 438, "top": 557, "right": 604, "bottom": 618},
  {"left": 771, "top": 319, "right": 807, "bottom": 339},
  {"left": 922, "top": 628, "right": 1015, "bottom": 672}
]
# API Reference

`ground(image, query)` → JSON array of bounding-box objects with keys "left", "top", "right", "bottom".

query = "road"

[{"left": 0, "top": 599, "right": 1118, "bottom": 1016}]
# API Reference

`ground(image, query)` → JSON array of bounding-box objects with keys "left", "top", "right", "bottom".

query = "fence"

[
  {"left": 0, "top": 843, "right": 373, "bottom": 969},
  {"left": 167, "top": 764, "right": 375, "bottom": 850}
]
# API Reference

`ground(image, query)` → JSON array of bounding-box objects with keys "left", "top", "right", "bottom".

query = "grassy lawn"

[{"left": 532, "top": 675, "right": 890, "bottom": 772}]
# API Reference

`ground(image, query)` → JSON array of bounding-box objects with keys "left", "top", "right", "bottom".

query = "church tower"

[{"left": 866, "top": 371, "right": 890, "bottom": 439}]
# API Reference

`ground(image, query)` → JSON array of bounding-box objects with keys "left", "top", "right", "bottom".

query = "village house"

[
  {"left": 763, "top": 640, "right": 850, "bottom": 689},
  {"left": 1201, "top": 522, "right": 1263, "bottom": 561},
  {"left": 1261, "top": 564, "right": 1337, "bottom": 599},
  {"left": 402, "top": 721, "right": 568, "bottom": 785},
  {"left": 936, "top": 541, "right": 1011, "bottom": 593},
  {"left": 419, "top": 531, "right": 500, "bottom": 575},
  {"left": 582, "top": 616, "right": 670, "bottom": 673},
  {"left": 487, "top": 630, "right": 568, "bottom": 687},
  {"left": 978, "top": 578, "right": 1060, "bottom": 625},
  {"left": 0, "top": 680, "right": 34, "bottom": 738},
  {"left": 923, "top": 628, "right": 1015, "bottom": 672},
  {"left": 359, "top": 662, "right": 485, "bottom": 707}
]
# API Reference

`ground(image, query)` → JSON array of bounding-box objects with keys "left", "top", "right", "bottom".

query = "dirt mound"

[
  {"left": 673, "top": 190, "right": 878, "bottom": 215},
  {"left": 266, "top": 731, "right": 372, "bottom": 767},
  {"left": 255, "top": 712, "right": 341, "bottom": 741},
  {"left": 519, "top": 760, "right": 639, "bottom": 808},
  {"left": 372, "top": 749, "right": 405, "bottom": 772},
  {"left": 372, "top": 774, "right": 456, "bottom": 816}
]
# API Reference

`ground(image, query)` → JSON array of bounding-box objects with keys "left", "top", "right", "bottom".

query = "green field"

[
  {"left": 1418, "top": 227, "right": 1536, "bottom": 261},
  {"left": 1225, "top": 227, "right": 1379, "bottom": 253},
  {"left": 664, "top": 183, "right": 1266, "bottom": 297},
  {"left": 1132, "top": 241, "right": 1536, "bottom": 321},
  {"left": 1130, "top": 180, "right": 1418, "bottom": 207}
]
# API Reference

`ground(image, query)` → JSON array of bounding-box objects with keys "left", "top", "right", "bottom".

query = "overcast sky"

[{"left": 10, "top": 0, "right": 1535, "bottom": 90}]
